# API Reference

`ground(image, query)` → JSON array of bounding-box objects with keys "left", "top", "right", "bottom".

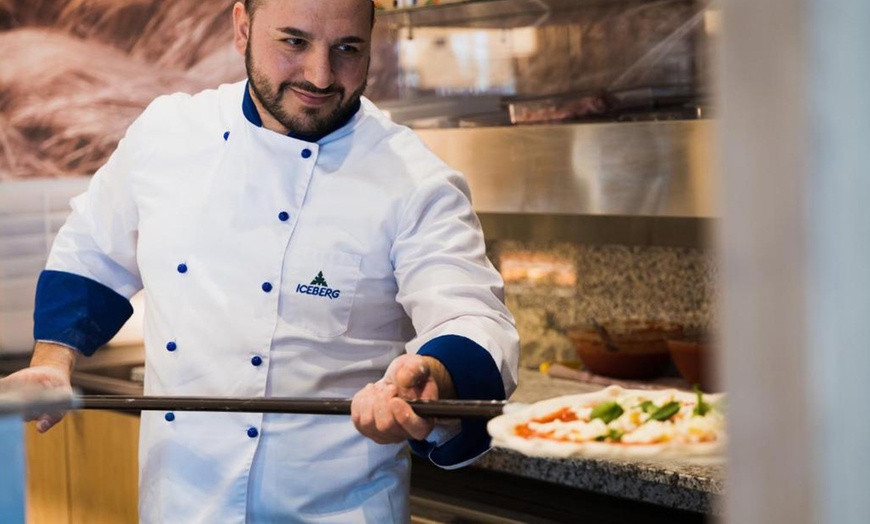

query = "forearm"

[{"left": 30, "top": 341, "right": 78, "bottom": 377}]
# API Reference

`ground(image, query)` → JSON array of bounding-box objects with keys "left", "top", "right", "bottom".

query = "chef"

[{"left": 0, "top": 0, "right": 519, "bottom": 522}]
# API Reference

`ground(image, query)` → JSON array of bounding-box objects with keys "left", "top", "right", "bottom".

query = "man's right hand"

[{"left": 0, "top": 342, "right": 77, "bottom": 432}]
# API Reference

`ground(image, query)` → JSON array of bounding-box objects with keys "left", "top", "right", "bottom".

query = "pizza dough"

[{"left": 487, "top": 385, "right": 726, "bottom": 462}]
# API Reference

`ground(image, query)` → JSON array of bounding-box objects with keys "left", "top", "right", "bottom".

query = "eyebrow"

[{"left": 276, "top": 26, "right": 367, "bottom": 45}]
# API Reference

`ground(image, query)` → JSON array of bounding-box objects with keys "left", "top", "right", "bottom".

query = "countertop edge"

[{"left": 472, "top": 448, "right": 724, "bottom": 515}]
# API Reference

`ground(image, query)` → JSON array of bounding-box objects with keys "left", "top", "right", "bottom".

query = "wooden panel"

[
  {"left": 25, "top": 419, "right": 71, "bottom": 524},
  {"left": 65, "top": 411, "right": 139, "bottom": 524}
]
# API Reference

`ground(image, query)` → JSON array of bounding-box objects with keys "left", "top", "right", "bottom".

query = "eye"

[
  {"left": 284, "top": 38, "right": 307, "bottom": 49},
  {"left": 334, "top": 44, "right": 361, "bottom": 55}
]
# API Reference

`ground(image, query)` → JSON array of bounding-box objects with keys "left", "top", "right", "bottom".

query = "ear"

[{"left": 232, "top": 2, "right": 250, "bottom": 57}]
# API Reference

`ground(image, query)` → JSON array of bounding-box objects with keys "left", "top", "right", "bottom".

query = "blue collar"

[{"left": 242, "top": 82, "right": 361, "bottom": 143}]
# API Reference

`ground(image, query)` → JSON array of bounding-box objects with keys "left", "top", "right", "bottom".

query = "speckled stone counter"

[{"left": 471, "top": 368, "right": 725, "bottom": 515}]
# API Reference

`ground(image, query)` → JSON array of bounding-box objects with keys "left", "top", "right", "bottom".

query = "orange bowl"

[
  {"left": 567, "top": 320, "right": 683, "bottom": 380},
  {"left": 666, "top": 338, "right": 715, "bottom": 391}
]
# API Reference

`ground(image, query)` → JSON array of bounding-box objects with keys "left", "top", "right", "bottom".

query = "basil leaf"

[
  {"left": 637, "top": 400, "right": 657, "bottom": 414},
  {"left": 648, "top": 401, "right": 681, "bottom": 422},
  {"left": 594, "top": 429, "right": 624, "bottom": 442},
  {"left": 589, "top": 401, "right": 624, "bottom": 424},
  {"left": 693, "top": 385, "right": 712, "bottom": 417}
]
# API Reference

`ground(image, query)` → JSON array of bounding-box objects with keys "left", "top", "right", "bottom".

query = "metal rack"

[{"left": 376, "top": 0, "right": 661, "bottom": 29}]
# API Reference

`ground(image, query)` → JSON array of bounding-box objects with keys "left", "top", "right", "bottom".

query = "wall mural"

[{"left": 0, "top": 0, "right": 245, "bottom": 180}]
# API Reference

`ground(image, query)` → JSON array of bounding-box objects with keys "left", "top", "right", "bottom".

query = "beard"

[{"left": 246, "top": 43, "right": 367, "bottom": 138}]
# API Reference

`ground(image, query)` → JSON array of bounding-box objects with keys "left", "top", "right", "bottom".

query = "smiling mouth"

[{"left": 291, "top": 88, "right": 336, "bottom": 107}]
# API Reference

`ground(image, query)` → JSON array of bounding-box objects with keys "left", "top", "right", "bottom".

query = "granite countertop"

[{"left": 473, "top": 368, "right": 725, "bottom": 515}]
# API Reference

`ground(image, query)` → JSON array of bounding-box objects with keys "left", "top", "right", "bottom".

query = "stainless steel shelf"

[
  {"left": 416, "top": 119, "right": 717, "bottom": 220},
  {"left": 376, "top": 0, "right": 659, "bottom": 29}
]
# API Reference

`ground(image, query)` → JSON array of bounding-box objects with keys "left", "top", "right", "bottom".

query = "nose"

[{"left": 303, "top": 47, "right": 335, "bottom": 90}]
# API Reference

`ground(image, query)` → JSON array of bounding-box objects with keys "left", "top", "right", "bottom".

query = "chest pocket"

[{"left": 282, "top": 247, "right": 362, "bottom": 338}]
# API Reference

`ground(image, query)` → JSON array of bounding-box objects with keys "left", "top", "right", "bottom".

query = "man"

[{"left": 1, "top": 0, "right": 519, "bottom": 522}]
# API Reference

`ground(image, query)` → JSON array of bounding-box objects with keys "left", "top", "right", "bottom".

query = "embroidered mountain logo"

[
  {"left": 310, "top": 272, "right": 328, "bottom": 287},
  {"left": 296, "top": 271, "right": 341, "bottom": 299}
]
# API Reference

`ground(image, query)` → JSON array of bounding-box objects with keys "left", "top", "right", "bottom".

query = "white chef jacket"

[{"left": 34, "top": 80, "right": 519, "bottom": 523}]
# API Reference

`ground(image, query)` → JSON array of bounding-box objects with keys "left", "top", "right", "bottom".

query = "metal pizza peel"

[{"left": 79, "top": 395, "right": 515, "bottom": 419}]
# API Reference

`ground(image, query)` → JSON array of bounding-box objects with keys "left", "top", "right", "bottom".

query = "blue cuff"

[
  {"left": 33, "top": 270, "right": 134, "bottom": 357},
  {"left": 410, "top": 334, "right": 506, "bottom": 468}
]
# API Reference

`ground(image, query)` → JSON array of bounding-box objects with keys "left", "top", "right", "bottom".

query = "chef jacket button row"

[
  {"left": 178, "top": 263, "right": 273, "bottom": 295},
  {"left": 301, "top": 148, "right": 312, "bottom": 159},
  {"left": 167, "top": 341, "right": 261, "bottom": 368},
  {"left": 165, "top": 413, "right": 259, "bottom": 439},
  {"left": 176, "top": 212, "right": 289, "bottom": 274},
  {"left": 165, "top": 413, "right": 258, "bottom": 441}
]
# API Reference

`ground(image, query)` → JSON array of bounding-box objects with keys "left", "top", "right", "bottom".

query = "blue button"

[
  {"left": 247, "top": 427, "right": 259, "bottom": 438},
  {"left": 177, "top": 263, "right": 188, "bottom": 274},
  {"left": 165, "top": 412, "right": 175, "bottom": 422},
  {"left": 251, "top": 356, "right": 263, "bottom": 367},
  {"left": 261, "top": 282, "right": 273, "bottom": 293},
  {"left": 301, "top": 149, "right": 312, "bottom": 159},
  {"left": 223, "top": 131, "right": 230, "bottom": 141},
  {"left": 278, "top": 211, "right": 290, "bottom": 222},
  {"left": 166, "top": 341, "right": 177, "bottom": 352}
]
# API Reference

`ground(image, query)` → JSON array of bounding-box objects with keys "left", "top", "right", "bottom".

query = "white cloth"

[{"left": 47, "top": 81, "right": 519, "bottom": 523}]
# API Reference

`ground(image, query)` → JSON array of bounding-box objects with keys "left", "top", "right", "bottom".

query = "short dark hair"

[{"left": 244, "top": 0, "right": 375, "bottom": 26}]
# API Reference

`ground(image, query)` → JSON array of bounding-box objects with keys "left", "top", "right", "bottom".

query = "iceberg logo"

[
  {"left": 296, "top": 271, "right": 340, "bottom": 300},
  {"left": 310, "top": 271, "right": 328, "bottom": 287}
]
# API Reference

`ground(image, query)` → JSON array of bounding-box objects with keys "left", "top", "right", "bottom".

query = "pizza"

[{"left": 487, "top": 385, "right": 726, "bottom": 462}]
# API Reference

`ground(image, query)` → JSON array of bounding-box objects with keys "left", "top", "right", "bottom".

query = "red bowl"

[
  {"left": 567, "top": 320, "right": 683, "bottom": 380},
  {"left": 666, "top": 338, "right": 716, "bottom": 391}
]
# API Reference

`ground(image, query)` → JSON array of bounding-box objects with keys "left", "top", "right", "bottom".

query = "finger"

[
  {"left": 389, "top": 397, "right": 434, "bottom": 441},
  {"left": 351, "top": 383, "right": 376, "bottom": 428},
  {"left": 36, "top": 414, "right": 56, "bottom": 433},
  {"left": 353, "top": 384, "right": 404, "bottom": 444},
  {"left": 416, "top": 378, "right": 439, "bottom": 401},
  {"left": 381, "top": 357, "right": 403, "bottom": 385},
  {"left": 393, "top": 356, "right": 428, "bottom": 390},
  {"left": 373, "top": 385, "right": 404, "bottom": 440},
  {"left": 362, "top": 382, "right": 411, "bottom": 444}
]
